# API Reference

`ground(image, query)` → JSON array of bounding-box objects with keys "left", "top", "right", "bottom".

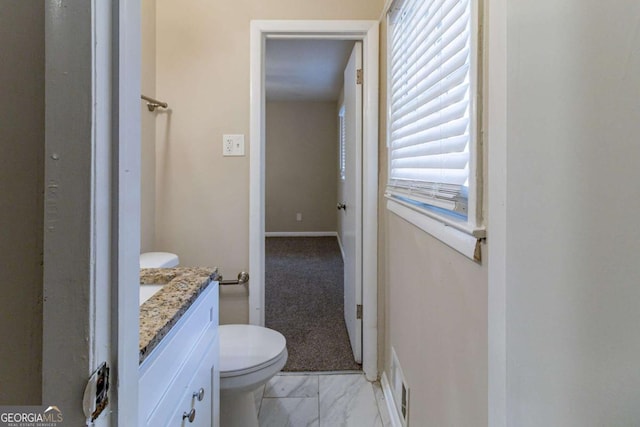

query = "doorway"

[
  {"left": 249, "top": 20, "right": 379, "bottom": 381},
  {"left": 264, "top": 38, "right": 359, "bottom": 371}
]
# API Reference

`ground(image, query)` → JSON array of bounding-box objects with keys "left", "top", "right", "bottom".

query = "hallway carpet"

[{"left": 265, "top": 237, "right": 361, "bottom": 372}]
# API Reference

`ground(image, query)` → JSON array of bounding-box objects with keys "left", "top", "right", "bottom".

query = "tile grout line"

[
  {"left": 258, "top": 373, "right": 383, "bottom": 426},
  {"left": 372, "top": 382, "right": 384, "bottom": 426},
  {"left": 257, "top": 384, "right": 264, "bottom": 417},
  {"left": 277, "top": 370, "right": 363, "bottom": 376}
]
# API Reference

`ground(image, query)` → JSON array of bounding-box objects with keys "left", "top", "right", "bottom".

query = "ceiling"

[{"left": 265, "top": 39, "right": 356, "bottom": 102}]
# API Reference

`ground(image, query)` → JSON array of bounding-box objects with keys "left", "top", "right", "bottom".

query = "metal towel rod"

[
  {"left": 219, "top": 271, "right": 250, "bottom": 286},
  {"left": 141, "top": 94, "right": 168, "bottom": 112}
]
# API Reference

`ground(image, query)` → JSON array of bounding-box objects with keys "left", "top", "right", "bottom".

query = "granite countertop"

[{"left": 139, "top": 266, "right": 219, "bottom": 364}]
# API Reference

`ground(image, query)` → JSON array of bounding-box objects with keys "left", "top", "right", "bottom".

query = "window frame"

[{"left": 385, "top": 0, "right": 485, "bottom": 261}]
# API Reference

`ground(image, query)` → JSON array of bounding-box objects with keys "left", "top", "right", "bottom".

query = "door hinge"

[
  {"left": 356, "top": 68, "right": 363, "bottom": 85},
  {"left": 83, "top": 362, "right": 110, "bottom": 422},
  {"left": 356, "top": 304, "right": 363, "bottom": 319}
]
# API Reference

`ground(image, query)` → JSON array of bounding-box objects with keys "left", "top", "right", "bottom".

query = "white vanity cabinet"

[{"left": 139, "top": 282, "right": 219, "bottom": 427}]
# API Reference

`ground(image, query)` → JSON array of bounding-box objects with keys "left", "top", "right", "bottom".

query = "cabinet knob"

[
  {"left": 182, "top": 408, "right": 196, "bottom": 423},
  {"left": 193, "top": 388, "right": 205, "bottom": 402}
]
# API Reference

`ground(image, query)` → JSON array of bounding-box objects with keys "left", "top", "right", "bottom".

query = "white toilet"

[
  {"left": 139, "top": 252, "right": 180, "bottom": 304},
  {"left": 139, "top": 251, "right": 180, "bottom": 269},
  {"left": 219, "top": 324, "right": 287, "bottom": 427}
]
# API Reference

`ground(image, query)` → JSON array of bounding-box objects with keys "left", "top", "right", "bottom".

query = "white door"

[
  {"left": 339, "top": 42, "right": 363, "bottom": 363},
  {"left": 42, "top": 2, "right": 141, "bottom": 424}
]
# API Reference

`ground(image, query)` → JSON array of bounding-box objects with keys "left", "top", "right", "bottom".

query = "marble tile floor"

[{"left": 253, "top": 372, "right": 393, "bottom": 427}]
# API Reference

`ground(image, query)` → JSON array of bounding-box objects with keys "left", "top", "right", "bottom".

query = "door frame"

[
  {"left": 249, "top": 20, "right": 379, "bottom": 381},
  {"left": 42, "top": 0, "right": 141, "bottom": 424}
]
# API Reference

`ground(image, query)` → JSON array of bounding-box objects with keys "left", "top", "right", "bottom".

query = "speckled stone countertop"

[{"left": 139, "top": 267, "right": 219, "bottom": 364}]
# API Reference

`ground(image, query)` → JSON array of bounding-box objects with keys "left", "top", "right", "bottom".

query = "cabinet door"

[
  {"left": 163, "top": 340, "right": 217, "bottom": 427},
  {"left": 140, "top": 282, "right": 220, "bottom": 427}
]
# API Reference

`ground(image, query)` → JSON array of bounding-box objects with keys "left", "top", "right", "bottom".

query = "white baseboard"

[
  {"left": 264, "top": 231, "right": 337, "bottom": 237},
  {"left": 381, "top": 371, "right": 404, "bottom": 427}
]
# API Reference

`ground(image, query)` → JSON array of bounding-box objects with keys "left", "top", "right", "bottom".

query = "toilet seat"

[
  {"left": 219, "top": 324, "right": 287, "bottom": 378},
  {"left": 220, "top": 349, "right": 287, "bottom": 379}
]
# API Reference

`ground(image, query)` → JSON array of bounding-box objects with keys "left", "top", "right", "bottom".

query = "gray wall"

[
  {"left": 0, "top": 1, "right": 44, "bottom": 404},
  {"left": 504, "top": 1, "right": 640, "bottom": 425},
  {"left": 265, "top": 101, "right": 338, "bottom": 233}
]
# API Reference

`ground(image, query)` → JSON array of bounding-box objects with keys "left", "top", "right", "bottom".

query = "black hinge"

[
  {"left": 356, "top": 69, "right": 363, "bottom": 85},
  {"left": 356, "top": 304, "right": 363, "bottom": 319}
]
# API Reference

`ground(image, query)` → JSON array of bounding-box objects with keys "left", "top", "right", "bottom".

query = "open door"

[
  {"left": 43, "top": 2, "right": 141, "bottom": 424},
  {"left": 339, "top": 42, "right": 363, "bottom": 364},
  {"left": 251, "top": 20, "right": 379, "bottom": 379}
]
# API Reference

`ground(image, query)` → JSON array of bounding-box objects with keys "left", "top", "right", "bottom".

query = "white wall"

[
  {"left": 504, "top": 1, "right": 640, "bottom": 424},
  {"left": 0, "top": 0, "right": 44, "bottom": 405},
  {"left": 140, "top": 0, "right": 157, "bottom": 253},
  {"left": 265, "top": 101, "right": 338, "bottom": 233}
]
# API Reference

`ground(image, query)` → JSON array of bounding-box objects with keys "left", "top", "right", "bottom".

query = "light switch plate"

[{"left": 223, "top": 134, "right": 245, "bottom": 156}]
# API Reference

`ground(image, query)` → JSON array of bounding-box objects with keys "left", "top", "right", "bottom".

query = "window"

[
  {"left": 386, "top": 0, "right": 484, "bottom": 259},
  {"left": 339, "top": 105, "right": 346, "bottom": 181}
]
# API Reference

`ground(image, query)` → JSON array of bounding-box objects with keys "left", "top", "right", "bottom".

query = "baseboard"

[
  {"left": 381, "top": 371, "right": 404, "bottom": 427},
  {"left": 265, "top": 231, "right": 338, "bottom": 237}
]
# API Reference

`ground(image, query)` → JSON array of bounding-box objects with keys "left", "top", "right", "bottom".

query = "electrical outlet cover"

[{"left": 223, "top": 134, "right": 245, "bottom": 156}]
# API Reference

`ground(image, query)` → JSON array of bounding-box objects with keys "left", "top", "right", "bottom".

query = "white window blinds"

[{"left": 387, "top": 0, "right": 472, "bottom": 216}]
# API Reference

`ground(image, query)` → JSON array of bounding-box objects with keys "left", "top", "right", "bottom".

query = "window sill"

[{"left": 386, "top": 196, "right": 485, "bottom": 262}]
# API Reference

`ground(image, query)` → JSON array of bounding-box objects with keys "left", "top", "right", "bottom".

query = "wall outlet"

[
  {"left": 296, "top": 213, "right": 302, "bottom": 222},
  {"left": 223, "top": 134, "right": 245, "bottom": 156}
]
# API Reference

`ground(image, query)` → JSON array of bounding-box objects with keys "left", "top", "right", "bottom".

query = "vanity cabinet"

[{"left": 139, "top": 282, "right": 219, "bottom": 427}]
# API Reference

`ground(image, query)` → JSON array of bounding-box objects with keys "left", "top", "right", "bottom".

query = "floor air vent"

[{"left": 390, "top": 347, "right": 410, "bottom": 426}]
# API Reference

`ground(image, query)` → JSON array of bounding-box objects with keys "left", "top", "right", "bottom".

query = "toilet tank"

[{"left": 140, "top": 252, "right": 180, "bottom": 269}]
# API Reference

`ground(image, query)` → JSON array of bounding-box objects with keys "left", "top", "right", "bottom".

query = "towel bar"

[{"left": 219, "top": 271, "right": 249, "bottom": 285}]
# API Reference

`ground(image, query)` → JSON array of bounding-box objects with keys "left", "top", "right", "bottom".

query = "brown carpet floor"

[{"left": 265, "top": 237, "right": 361, "bottom": 372}]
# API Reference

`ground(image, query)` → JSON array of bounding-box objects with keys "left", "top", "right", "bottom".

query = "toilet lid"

[
  {"left": 219, "top": 325, "right": 287, "bottom": 375},
  {"left": 139, "top": 252, "right": 179, "bottom": 268}
]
